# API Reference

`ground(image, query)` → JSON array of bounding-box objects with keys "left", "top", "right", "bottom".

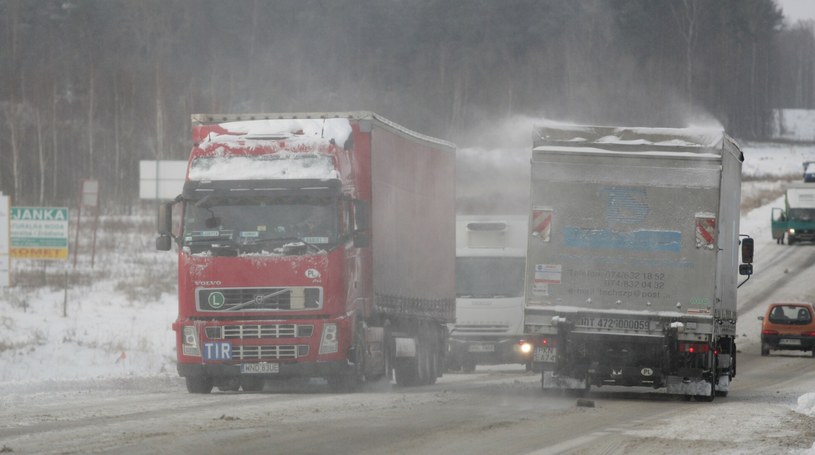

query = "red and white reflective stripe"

[
  {"left": 695, "top": 216, "right": 715, "bottom": 248},
  {"left": 532, "top": 208, "right": 552, "bottom": 242}
]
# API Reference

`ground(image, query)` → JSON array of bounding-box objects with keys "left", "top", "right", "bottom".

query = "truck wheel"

[
  {"left": 394, "top": 358, "right": 419, "bottom": 386},
  {"left": 327, "top": 371, "right": 359, "bottom": 393},
  {"left": 241, "top": 377, "right": 264, "bottom": 392},
  {"left": 186, "top": 376, "right": 213, "bottom": 394}
]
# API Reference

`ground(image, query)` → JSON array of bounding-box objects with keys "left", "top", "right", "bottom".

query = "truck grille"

[
  {"left": 206, "top": 324, "right": 314, "bottom": 339},
  {"left": 233, "top": 344, "right": 306, "bottom": 360},
  {"left": 197, "top": 287, "right": 322, "bottom": 311}
]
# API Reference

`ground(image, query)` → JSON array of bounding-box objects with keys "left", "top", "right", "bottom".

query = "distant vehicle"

[
  {"left": 771, "top": 183, "right": 815, "bottom": 245},
  {"left": 804, "top": 161, "right": 815, "bottom": 183},
  {"left": 524, "top": 122, "right": 753, "bottom": 401},
  {"left": 448, "top": 215, "right": 530, "bottom": 372},
  {"left": 759, "top": 303, "right": 815, "bottom": 357}
]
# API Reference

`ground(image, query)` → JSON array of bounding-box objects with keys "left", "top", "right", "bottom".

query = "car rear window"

[{"left": 768, "top": 305, "right": 813, "bottom": 324}]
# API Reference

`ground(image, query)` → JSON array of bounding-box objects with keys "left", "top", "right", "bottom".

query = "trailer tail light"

[
  {"left": 539, "top": 337, "right": 557, "bottom": 347},
  {"left": 678, "top": 342, "right": 710, "bottom": 353},
  {"left": 761, "top": 329, "right": 779, "bottom": 336}
]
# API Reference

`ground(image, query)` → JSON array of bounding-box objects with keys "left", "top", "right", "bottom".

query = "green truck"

[{"left": 772, "top": 182, "right": 815, "bottom": 245}]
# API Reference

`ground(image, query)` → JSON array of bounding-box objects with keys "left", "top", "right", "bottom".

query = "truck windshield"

[
  {"left": 788, "top": 208, "right": 815, "bottom": 221},
  {"left": 182, "top": 195, "right": 338, "bottom": 254},
  {"left": 456, "top": 257, "right": 525, "bottom": 298}
]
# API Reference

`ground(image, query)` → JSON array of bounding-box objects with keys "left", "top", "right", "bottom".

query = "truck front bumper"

[
  {"left": 447, "top": 336, "right": 532, "bottom": 365},
  {"left": 177, "top": 359, "right": 349, "bottom": 379}
]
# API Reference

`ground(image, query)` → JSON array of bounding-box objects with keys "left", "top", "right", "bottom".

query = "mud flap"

[
  {"left": 542, "top": 370, "right": 587, "bottom": 390},
  {"left": 666, "top": 375, "right": 712, "bottom": 396},
  {"left": 715, "top": 374, "right": 730, "bottom": 394}
]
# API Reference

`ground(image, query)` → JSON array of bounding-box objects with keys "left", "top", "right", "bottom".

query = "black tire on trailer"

[
  {"left": 394, "top": 358, "right": 419, "bottom": 386},
  {"left": 186, "top": 376, "right": 214, "bottom": 394},
  {"left": 241, "top": 377, "right": 264, "bottom": 392}
]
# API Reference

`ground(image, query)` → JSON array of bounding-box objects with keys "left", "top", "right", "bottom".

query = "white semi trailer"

[{"left": 523, "top": 123, "right": 753, "bottom": 401}]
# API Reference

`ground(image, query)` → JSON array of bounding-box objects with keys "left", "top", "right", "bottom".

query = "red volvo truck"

[{"left": 157, "top": 112, "right": 456, "bottom": 393}]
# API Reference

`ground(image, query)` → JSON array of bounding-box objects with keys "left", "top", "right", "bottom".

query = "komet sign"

[{"left": 11, "top": 207, "right": 70, "bottom": 260}]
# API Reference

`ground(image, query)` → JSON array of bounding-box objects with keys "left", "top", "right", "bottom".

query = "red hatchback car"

[{"left": 759, "top": 302, "right": 815, "bottom": 357}]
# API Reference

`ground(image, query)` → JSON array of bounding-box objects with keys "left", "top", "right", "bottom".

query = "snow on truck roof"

[
  {"left": 191, "top": 111, "right": 455, "bottom": 151},
  {"left": 186, "top": 112, "right": 455, "bottom": 182},
  {"left": 533, "top": 121, "right": 739, "bottom": 158}
]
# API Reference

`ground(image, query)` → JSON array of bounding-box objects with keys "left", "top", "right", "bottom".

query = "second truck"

[
  {"left": 447, "top": 215, "right": 531, "bottom": 372},
  {"left": 157, "top": 112, "right": 456, "bottom": 393},
  {"left": 524, "top": 122, "right": 753, "bottom": 401}
]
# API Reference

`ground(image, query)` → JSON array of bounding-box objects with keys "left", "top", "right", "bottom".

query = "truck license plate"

[
  {"left": 468, "top": 344, "right": 495, "bottom": 353},
  {"left": 240, "top": 362, "right": 279, "bottom": 374},
  {"left": 779, "top": 338, "right": 801, "bottom": 346},
  {"left": 534, "top": 346, "right": 557, "bottom": 362},
  {"left": 575, "top": 317, "right": 650, "bottom": 331}
]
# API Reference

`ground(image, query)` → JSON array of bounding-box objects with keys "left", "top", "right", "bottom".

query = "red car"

[{"left": 759, "top": 302, "right": 815, "bottom": 357}]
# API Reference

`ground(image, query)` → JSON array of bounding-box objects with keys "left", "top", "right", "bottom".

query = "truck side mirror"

[
  {"left": 352, "top": 199, "right": 370, "bottom": 231},
  {"left": 156, "top": 235, "right": 173, "bottom": 251},
  {"left": 156, "top": 201, "right": 175, "bottom": 251},
  {"left": 740, "top": 237, "right": 754, "bottom": 264}
]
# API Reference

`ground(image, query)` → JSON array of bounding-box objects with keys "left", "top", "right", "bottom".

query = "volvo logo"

[{"left": 208, "top": 292, "right": 226, "bottom": 309}]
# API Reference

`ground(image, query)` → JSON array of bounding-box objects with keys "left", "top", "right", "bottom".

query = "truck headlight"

[
  {"left": 182, "top": 326, "right": 201, "bottom": 357},
  {"left": 319, "top": 323, "right": 338, "bottom": 354},
  {"left": 520, "top": 341, "right": 533, "bottom": 354},
  {"left": 789, "top": 228, "right": 796, "bottom": 235}
]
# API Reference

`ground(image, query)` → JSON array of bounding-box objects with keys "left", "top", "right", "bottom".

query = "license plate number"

[
  {"left": 468, "top": 344, "right": 495, "bottom": 353},
  {"left": 779, "top": 338, "right": 801, "bottom": 346},
  {"left": 240, "top": 362, "right": 279, "bottom": 374},
  {"left": 575, "top": 317, "right": 650, "bottom": 331},
  {"left": 534, "top": 346, "right": 557, "bottom": 362}
]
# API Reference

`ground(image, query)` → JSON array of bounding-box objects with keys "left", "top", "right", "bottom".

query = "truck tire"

[
  {"left": 186, "top": 376, "right": 213, "bottom": 394},
  {"left": 394, "top": 358, "right": 419, "bottom": 386},
  {"left": 241, "top": 377, "right": 264, "bottom": 392}
]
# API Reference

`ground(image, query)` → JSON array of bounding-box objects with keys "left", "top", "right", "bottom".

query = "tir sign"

[{"left": 203, "top": 342, "right": 232, "bottom": 360}]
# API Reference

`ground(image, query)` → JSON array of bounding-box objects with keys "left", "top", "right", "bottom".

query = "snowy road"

[
  {"left": 0, "top": 350, "right": 814, "bottom": 454},
  {"left": 2, "top": 178, "right": 815, "bottom": 454}
]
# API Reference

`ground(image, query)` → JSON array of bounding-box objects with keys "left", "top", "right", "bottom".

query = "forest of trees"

[{"left": 1, "top": 0, "right": 814, "bottom": 209}]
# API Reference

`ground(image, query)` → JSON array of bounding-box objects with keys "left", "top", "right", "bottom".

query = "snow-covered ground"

[{"left": 1, "top": 140, "right": 815, "bottom": 452}]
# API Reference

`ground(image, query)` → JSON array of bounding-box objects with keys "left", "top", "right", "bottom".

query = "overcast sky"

[{"left": 776, "top": 0, "right": 815, "bottom": 23}]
